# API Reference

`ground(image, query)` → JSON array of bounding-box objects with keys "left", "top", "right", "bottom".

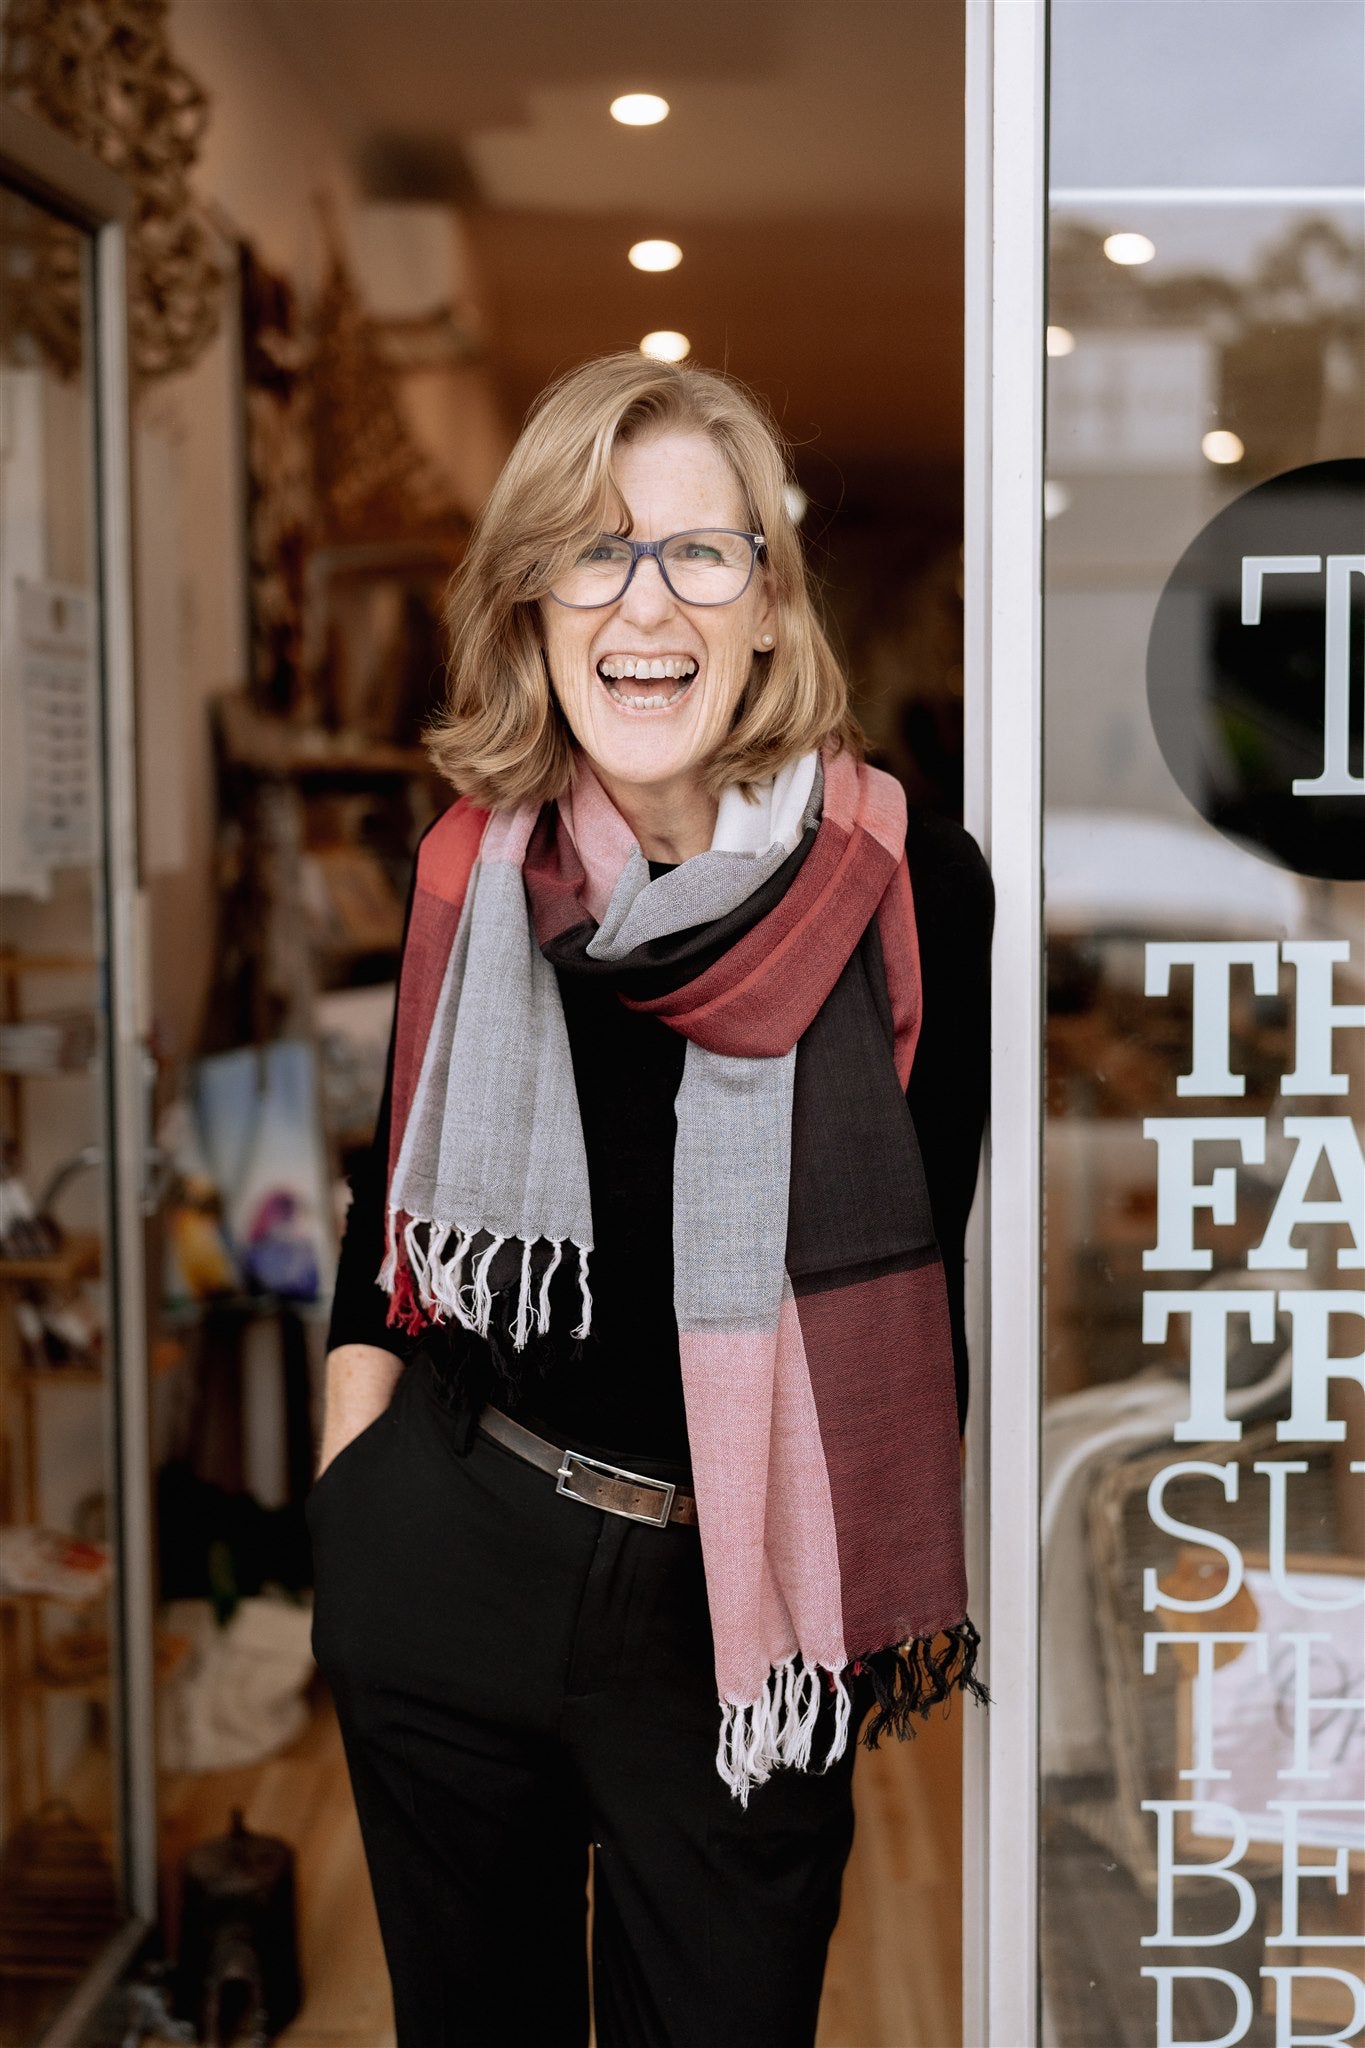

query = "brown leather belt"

[{"left": 477, "top": 1405, "right": 699, "bottom": 1529}]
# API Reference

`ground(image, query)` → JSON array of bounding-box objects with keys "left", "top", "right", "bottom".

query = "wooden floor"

[
  {"left": 820, "top": 1709, "right": 963, "bottom": 2048},
  {"left": 155, "top": 1677, "right": 963, "bottom": 2048}
]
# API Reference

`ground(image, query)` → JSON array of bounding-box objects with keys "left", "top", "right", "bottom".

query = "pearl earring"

[{"left": 760, "top": 632, "right": 774, "bottom": 648}]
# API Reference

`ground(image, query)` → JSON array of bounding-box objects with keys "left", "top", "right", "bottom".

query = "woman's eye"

[
  {"left": 677, "top": 543, "right": 723, "bottom": 564},
  {"left": 578, "top": 538, "right": 630, "bottom": 564}
]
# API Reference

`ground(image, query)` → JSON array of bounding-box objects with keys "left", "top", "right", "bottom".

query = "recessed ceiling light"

[
  {"left": 1103, "top": 231, "right": 1156, "bottom": 266},
  {"left": 1201, "top": 429, "right": 1245, "bottom": 465},
  {"left": 611, "top": 93, "right": 669, "bottom": 126},
  {"left": 1046, "top": 324, "right": 1075, "bottom": 357},
  {"left": 640, "top": 330, "right": 690, "bottom": 362},
  {"left": 1043, "top": 480, "right": 1072, "bottom": 521},
  {"left": 629, "top": 239, "right": 682, "bottom": 273}
]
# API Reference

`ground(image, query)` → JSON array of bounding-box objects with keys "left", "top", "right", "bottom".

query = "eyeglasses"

[{"left": 547, "top": 529, "right": 766, "bottom": 609}]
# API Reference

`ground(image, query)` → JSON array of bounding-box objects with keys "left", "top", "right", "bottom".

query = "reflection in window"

[{"left": 1039, "top": 8, "right": 1364, "bottom": 2042}]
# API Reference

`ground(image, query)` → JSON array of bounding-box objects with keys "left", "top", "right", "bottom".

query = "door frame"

[
  {"left": 0, "top": 100, "right": 158, "bottom": 2038},
  {"left": 962, "top": 3, "right": 1048, "bottom": 2042}
]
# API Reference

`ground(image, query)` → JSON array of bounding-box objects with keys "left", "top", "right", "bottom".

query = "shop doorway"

[{"left": 1, "top": 3, "right": 976, "bottom": 2042}]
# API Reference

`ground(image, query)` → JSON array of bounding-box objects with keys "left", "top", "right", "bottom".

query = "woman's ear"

[{"left": 753, "top": 572, "right": 778, "bottom": 654}]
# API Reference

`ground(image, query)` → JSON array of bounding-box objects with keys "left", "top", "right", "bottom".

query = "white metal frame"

[
  {"left": 0, "top": 100, "right": 158, "bottom": 2037},
  {"left": 962, "top": 3, "right": 1048, "bottom": 2043}
]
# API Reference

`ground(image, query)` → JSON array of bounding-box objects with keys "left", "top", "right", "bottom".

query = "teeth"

[
  {"left": 604, "top": 681, "right": 690, "bottom": 709},
  {"left": 597, "top": 655, "right": 698, "bottom": 682}
]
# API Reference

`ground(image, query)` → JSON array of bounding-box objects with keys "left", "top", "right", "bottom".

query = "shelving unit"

[
  {"left": 0, "top": 1222, "right": 105, "bottom": 1838},
  {"left": 1, "top": 947, "right": 110, "bottom": 1846},
  {"left": 209, "top": 688, "right": 444, "bottom": 1170}
]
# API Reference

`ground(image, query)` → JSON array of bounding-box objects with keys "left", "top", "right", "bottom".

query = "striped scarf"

[{"left": 380, "top": 744, "right": 986, "bottom": 1802}]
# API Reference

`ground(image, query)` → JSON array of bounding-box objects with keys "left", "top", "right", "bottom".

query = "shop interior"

[{"left": 0, "top": 3, "right": 972, "bottom": 2041}]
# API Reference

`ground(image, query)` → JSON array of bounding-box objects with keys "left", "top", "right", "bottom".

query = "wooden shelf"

[
  {"left": 13, "top": 1366, "right": 103, "bottom": 1387},
  {"left": 20, "top": 1671, "right": 109, "bottom": 1699},
  {"left": 313, "top": 935, "right": 402, "bottom": 960},
  {"left": 0, "top": 1233, "right": 101, "bottom": 1287},
  {"left": 0, "top": 1063, "right": 98, "bottom": 1079},
  {"left": 22, "top": 1628, "right": 190, "bottom": 1695},
  {"left": 216, "top": 692, "right": 430, "bottom": 780},
  {"left": 0, "top": 951, "right": 97, "bottom": 976},
  {"left": 8, "top": 1343, "right": 178, "bottom": 1389},
  {"left": 0, "top": 1586, "right": 109, "bottom": 1611}
]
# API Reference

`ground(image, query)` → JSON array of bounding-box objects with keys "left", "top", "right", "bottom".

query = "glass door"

[
  {"left": 966, "top": 4, "right": 1363, "bottom": 2041},
  {"left": 1039, "top": 6, "right": 1364, "bottom": 2044},
  {"left": 0, "top": 107, "right": 154, "bottom": 2042}
]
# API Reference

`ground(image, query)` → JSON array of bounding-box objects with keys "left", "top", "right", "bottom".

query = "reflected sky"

[{"left": 1051, "top": 0, "right": 1365, "bottom": 191}]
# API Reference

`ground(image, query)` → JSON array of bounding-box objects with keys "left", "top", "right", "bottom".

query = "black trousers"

[{"left": 306, "top": 1352, "right": 874, "bottom": 2048}]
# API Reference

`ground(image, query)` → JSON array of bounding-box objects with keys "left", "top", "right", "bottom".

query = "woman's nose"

[{"left": 617, "top": 553, "right": 676, "bottom": 627}]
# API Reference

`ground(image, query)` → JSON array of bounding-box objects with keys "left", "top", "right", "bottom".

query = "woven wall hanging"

[{"left": 1, "top": 0, "right": 224, "bottom": 381}]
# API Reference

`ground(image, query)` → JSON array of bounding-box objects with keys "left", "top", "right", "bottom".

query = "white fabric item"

[
  {"left": 159, "top": 1594, "right": 315, "bottom": 1772},
  {"left": 1040, "top": 1376, "right": 1189, "bottom": 1775},
  {"left": 1040, "top": 1280, "right": 1296, "bottom": 1777},
  {"left": 712, "top": 748, "right": 818, "bottom": 855},
  {"left": 0, "top": 1524, "right": 111, "bottom": 1600}
]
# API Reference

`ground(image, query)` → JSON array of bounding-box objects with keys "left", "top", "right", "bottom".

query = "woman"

[{"left": 311, "top": 352, "right": 993, "bottom": 2047}]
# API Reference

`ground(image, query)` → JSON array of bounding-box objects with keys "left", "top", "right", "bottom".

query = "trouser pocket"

[{"left": 305, "top": 1396, "right": 395, "bottom": 1521}]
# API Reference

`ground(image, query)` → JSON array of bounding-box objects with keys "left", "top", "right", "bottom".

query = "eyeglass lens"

[{"left": 551, "top": 531, "right": 756, "bottom": 607}]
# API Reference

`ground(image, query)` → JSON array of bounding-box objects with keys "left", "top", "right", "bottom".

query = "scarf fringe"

[
  {"left": 512, "top": 1235, "right": 535, "bottom": 1350},
  {"left": 378, "top": 1206, "right": 400, "bottom": 1294},
  {"left": 716, "top": 1656, "right": 851, "bottom": 1808},
  {"left": 571, "top": 1240, "right": 593, "bottom": 1340},
  {"left": 859, "top": 1617, "right": 992, "bottom": 1751},
  {"left": 471, "top": 1232, "right": 504, "bottom": 1332},
  {"left": 537, "top": 1237, "right": 563, "bottom": 1335},
  {"left": 715, "top": 1621, "right": 990, "bottom": 1803},
  {"left": 382, "top": 1209, "right": 428, "bottom": 1336},
  {"left": 381, "top": 1209, "right": 592, "bottom": 1351}
]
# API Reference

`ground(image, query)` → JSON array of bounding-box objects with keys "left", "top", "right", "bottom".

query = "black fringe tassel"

[{"left": 858, "top": 1616, "right": 992, "bottom": 1750}]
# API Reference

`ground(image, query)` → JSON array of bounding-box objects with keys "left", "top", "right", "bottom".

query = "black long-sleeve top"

[{"left": 326, "top": 805, "right": 993, "bottom": 1469}]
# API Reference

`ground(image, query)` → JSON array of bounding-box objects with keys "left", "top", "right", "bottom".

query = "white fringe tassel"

[
  {"left": 419, "top": 1223, "right": 450, "bottom": 1318},
  {"left": 715, "top": 1655, "right": 851, "bottom": 1807},
  {"left": 388, "top": 1217, "right": 593, "bottom": 1351},
  {"left": 780, "top": 1657, "right": 823, "bottom": 1770},
  {"left": 471, "top": 1233, "right": 504, "bottom": 1334},
  {"left": 377, "top": 1206, "right": 400, "bottom": 1293},
  {"left": 571, "top": 1240, "right": 593, "bottom": 1340},
  {"left": 511, "top": 1235, "right": 535, "bottom": 1350},
  {"left": 826, "top": 1665, "right": 852, "bottom": 1770},
  {"left": 403, "top": 1216, "right": 433, "bottom": 1299},
  {"left": 536, "top": 1238, "right": 564, "bottom": 1334},
  {"left": 441, "top": 1229, "right": 475, "bottom": 1328}
]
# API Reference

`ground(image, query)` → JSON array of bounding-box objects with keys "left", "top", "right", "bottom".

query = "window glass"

[
  {"left": 0, "top": 180, "right": 130, "bottom": 2028},
  {"left": 1041, "top": 5, "right": 1364, "bottom": 2043}
]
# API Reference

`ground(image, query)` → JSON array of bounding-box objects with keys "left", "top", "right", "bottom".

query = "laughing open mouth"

[{"left": 596, "top": 655, "right": 698, "bottom": 708}]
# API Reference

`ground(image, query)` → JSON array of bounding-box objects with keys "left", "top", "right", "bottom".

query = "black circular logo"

[{"left": 1146, "top": 457, "right": 1364, "bottom": 881}]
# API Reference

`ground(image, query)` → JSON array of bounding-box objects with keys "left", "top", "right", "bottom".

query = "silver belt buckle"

[{"left": 555, "top": 1449, "right": 677, "bottom": 1527}]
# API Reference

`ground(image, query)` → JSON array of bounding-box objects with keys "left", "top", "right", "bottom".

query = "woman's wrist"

[{"left": 318, "top": 1342, "right": 405, "bottom": 1475}]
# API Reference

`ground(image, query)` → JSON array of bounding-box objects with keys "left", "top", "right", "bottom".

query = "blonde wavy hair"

[{"left": 427, "top": 351, "right": 863, "bottom": 807}]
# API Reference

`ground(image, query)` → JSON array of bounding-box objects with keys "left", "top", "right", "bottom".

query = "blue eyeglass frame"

[{"left": 547, "top": 528, "right": 767, "bottom": 609}]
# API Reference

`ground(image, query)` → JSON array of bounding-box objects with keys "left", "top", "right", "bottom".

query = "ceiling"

[{"left": 254, "top": 0, "right": 966, "bottom": 497}]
